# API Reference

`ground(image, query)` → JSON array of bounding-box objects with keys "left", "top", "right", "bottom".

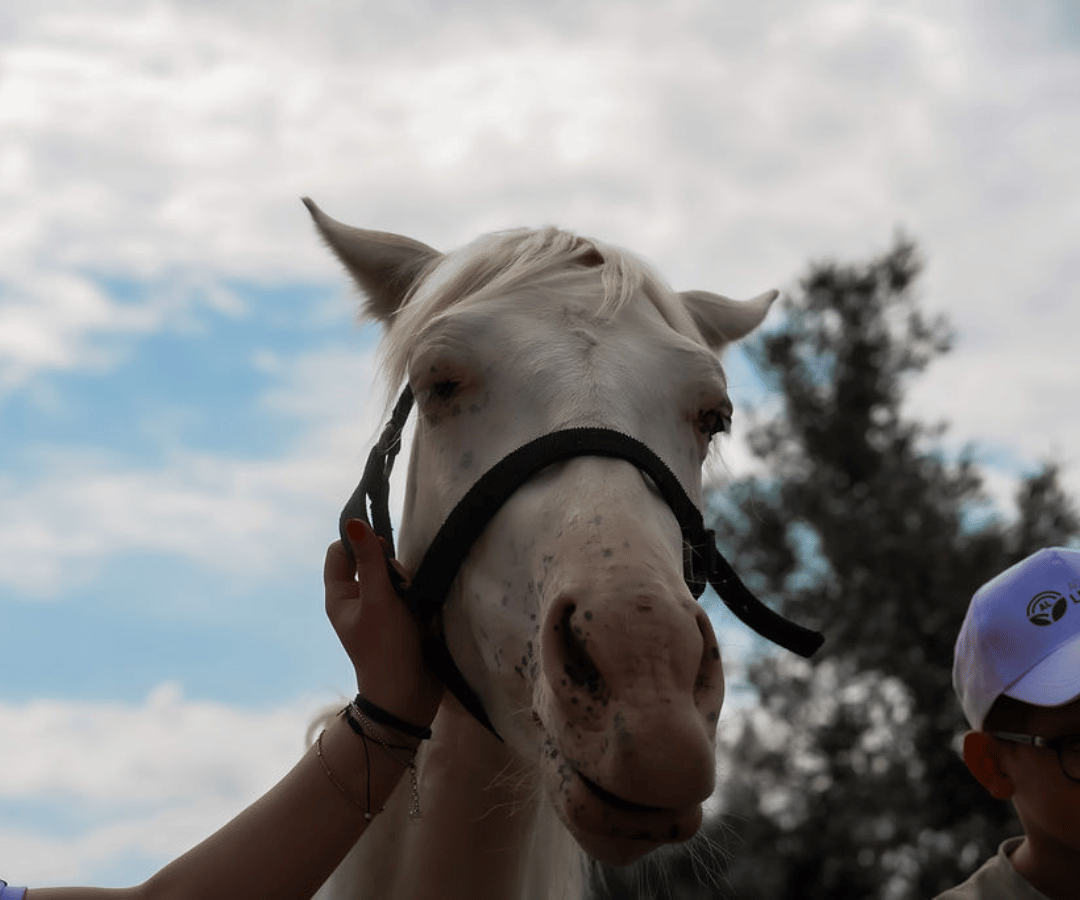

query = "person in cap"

[{"left": 935, "top": 547, "right": 1080, "bottom": 900}]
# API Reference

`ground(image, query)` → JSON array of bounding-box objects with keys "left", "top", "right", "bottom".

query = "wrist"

[
  {"left": 328, "top": 703, "right": 424, "bottom": 821},
  {"left": 353, "top": 676, "right": 435, "bottom": 736},
  {"left": 316, "top": 714, "right": 418, "bottom": 822},
  {"left": 341, "top": 704, "right": 423, "bottom": 755},
  {"left": 350, "top": 692, "right": 432, "bottom": 742}
]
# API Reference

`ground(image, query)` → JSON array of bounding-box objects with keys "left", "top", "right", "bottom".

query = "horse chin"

[
  {"left": 567, "top": 802, "right": 706, "bottom": 866},
  {"left": 537, "top": 736, "right": 705, "bottom": 866},
  {"left": 574, "top": 830, "right": 693, "bottom": 867}
]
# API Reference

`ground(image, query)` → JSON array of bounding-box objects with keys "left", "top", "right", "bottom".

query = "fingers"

[
  {"left": 323, "top": 538, "right": 356, "bottom": 614},
  {"left": 323, "top": 523, "right": 441, "bottom": 726},
  {"left": 346, "top": 519, "right": 392, "bottom": 600},
  {"left": 324, "top": 520, "right": 401, "bottom": 614}
]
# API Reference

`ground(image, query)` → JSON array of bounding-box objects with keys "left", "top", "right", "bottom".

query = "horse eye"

[
  {"left": 698, "top": 409, "right": 732, "bottom": 437},
  {"left": 429, "top": 380, "right": 460, "bottom": 402}
]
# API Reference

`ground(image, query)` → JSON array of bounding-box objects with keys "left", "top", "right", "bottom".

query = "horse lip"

[{"left": 573, "top": 768, "right": 668, "bottom": 814}]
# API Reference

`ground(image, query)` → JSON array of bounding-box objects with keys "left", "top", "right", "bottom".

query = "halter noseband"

[{"left": 340, "top": 386, "right": 823, "bottom": 740}]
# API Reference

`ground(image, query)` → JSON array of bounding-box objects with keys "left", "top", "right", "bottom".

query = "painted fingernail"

[{"left": 345, "top": 519, "right": 368, "bottom": 544}]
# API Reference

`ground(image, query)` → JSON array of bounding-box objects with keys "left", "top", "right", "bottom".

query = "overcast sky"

[{"left": 1, "top": 0, "right": 1078, "bottom": 888}]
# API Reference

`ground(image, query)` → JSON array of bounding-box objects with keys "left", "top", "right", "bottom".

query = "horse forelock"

[{"left": 376, "top": 226, "right": 698, "bottom": 398}]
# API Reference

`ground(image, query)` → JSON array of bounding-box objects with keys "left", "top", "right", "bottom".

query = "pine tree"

[{"left": 709, "top": 236, "right": 1079, "bottom": 898}]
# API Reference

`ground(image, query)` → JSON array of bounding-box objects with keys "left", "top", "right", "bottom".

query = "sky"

[{"left": 1, "top": 0, "right": 1078, "bottom": 888}]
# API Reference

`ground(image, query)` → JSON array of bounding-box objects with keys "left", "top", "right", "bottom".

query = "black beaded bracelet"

[{"left": 353, "top": 692, "right": 433, "bottom": 740}]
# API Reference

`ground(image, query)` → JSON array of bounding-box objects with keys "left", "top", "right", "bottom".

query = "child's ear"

[{"left": 962, "top": 731, "right": 1015, "bottom": 800}]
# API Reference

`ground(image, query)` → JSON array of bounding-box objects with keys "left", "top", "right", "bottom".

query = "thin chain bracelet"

[
  {"left": 343, "top": 704, "right": 423, "bottom": 821},
  {"left": 315, "top": 730, "right": 380, "bottom": 820}
]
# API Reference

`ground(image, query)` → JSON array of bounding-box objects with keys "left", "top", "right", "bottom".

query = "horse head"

[{"left": 306, "top": 199, "right": 782, "bottom": 868}]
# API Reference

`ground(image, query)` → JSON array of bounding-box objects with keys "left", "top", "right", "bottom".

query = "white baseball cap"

[{"left": 953, "top": 547, "right": 1080, "bottom": 730}]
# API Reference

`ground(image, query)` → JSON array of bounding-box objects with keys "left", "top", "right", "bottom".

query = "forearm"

[{"left": 29, "top": 713, "right": 413, "bottom": 900}]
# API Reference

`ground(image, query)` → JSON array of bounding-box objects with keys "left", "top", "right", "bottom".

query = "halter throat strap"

[{"left": 340, "top": 387, "right": 823, "bottom": 740}]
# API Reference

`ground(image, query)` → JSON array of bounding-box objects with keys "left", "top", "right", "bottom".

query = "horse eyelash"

[{"left": 698, "top": 409, "right": 732, "bottom": 437}]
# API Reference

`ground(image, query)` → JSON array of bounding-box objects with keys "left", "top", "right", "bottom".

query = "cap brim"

[{"left": 1004, "top": 632, "right": 1080, "bottom": 709}]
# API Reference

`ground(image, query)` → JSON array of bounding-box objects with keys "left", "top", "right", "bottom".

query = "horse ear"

[
  {"left": 679, "top": 289, "right": 778, "bottom": 350},
  {"left": 302, "top": 197, "right": 442, "bottom": 322}
]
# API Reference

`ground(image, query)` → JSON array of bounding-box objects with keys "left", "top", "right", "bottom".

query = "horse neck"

[{"left": 322, "top": 698, "right": 588, "bottom": 900}]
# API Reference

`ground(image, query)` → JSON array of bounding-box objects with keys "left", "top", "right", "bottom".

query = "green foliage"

[{"left": 591, "top": 236, "right": 1079, "bottom": 899}]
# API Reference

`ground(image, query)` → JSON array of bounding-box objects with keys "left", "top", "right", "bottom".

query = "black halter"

[{"left": 340, "top": 386, "right": 823, "bottom": 740}]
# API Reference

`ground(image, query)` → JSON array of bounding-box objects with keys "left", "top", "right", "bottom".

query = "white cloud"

[
  {"left": 0, "top": 343, "right": 390, "bottom": 596},
  {"left": 0, "top": 684, "right": 331, "bottom": 886},
  {"left": 0, "top": 271, "right": 168, "bottom": 391},
  {"left": 2, "top": 0, "right": 1076, "bottom": 337},
  {"left": 2, "top": 0, "right": 1077, "bottom": 592}
]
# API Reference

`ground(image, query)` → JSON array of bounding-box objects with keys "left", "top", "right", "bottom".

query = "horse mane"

[{"left": 377, "top": 226, "right": 701, "bottom": 395}]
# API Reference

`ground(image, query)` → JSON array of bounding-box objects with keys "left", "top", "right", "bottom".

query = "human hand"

[{"left": 324, "top": 520, "right": 442, "bottom": 733}]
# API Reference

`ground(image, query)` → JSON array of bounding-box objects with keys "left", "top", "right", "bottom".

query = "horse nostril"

[{"left": 556, "top": 602, "right": 606, "bottom": 697}]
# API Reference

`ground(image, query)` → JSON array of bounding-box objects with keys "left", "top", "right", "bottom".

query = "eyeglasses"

[{"left": 989, "top": 731, "right": 1080, "bottom": 783}]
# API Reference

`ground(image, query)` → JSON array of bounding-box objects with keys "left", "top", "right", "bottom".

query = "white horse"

[{"left": 304, "top": 200, "right": 791, "bottom": 900}]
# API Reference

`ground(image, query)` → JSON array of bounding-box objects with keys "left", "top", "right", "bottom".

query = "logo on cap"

[{"left": 1026, "top": 590, "right": 1069, "bottom": 627}]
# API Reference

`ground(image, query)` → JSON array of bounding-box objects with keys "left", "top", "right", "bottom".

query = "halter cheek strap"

[
  {"left": 340, "top": 387, "right": 824, "bottom": 741},
  {"left": 342, "top": 386, "right": 413, "bottom": 595},
  {"left": 339, "top": 387, "right": 499, "bottom": 735}
]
